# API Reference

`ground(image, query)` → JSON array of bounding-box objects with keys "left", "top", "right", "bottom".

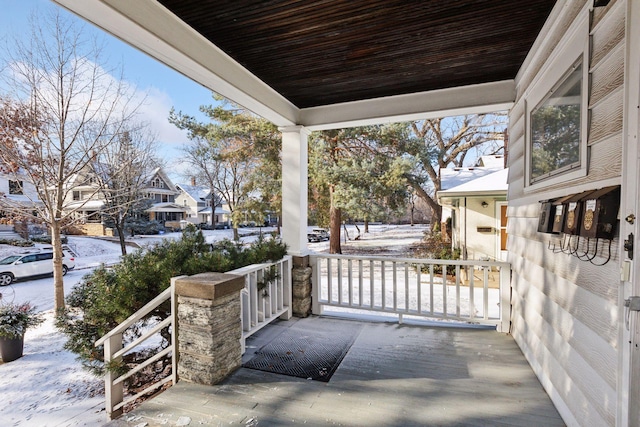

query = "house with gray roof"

[{"left": 175, "top": 180, "right": 231, "bottom": 227}]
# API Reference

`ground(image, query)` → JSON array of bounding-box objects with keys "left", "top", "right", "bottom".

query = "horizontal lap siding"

[{"left": 507, "top": 1, "right": 624, "bottom": 425}]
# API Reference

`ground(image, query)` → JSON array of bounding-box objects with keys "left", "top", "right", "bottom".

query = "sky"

[{"left": 0, "top": 0, "right": 215, "bottom": 183}]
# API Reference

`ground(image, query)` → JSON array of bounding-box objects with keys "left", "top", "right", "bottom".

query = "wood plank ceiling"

[{"left": 157, "top": 0, "right": 557, "bottom": 109}]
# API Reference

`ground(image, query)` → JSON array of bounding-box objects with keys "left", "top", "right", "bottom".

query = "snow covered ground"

[{"left": 0, "top": 225, "right": 428, "bottom": 426}]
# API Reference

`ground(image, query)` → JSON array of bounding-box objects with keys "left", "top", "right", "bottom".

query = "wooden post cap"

[{"left": 174, "top": 272, "right": 244, "bottom": 300}]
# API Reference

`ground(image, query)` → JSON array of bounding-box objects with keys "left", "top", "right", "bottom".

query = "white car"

[{"left": 0, "top": 249, "right": 76, "bottom": 286}]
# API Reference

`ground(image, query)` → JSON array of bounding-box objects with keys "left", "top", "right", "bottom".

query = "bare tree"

[
  {"left": 0, "top": 10, "right": 141, "bottom": 310},
  {"left": 91, "top": 126, "right": 160, "bottom": 255},
  {"left": 401, "top": 114, "right": 507, "bottom": 226},
  {"left": 181, "top": 138, "right": 221, "bottom": 228}
]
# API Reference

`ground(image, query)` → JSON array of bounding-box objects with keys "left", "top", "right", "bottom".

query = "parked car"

[
  {"left": 307, "top": 228, "right": 330, "bottom": 242},
  {"left": 0, "top": 249, "right": 76, "bottom": 286}
]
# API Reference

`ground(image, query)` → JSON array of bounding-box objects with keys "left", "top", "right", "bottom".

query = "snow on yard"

[{"left": 0, "top": 225, "right": 430, "bottom": 426}]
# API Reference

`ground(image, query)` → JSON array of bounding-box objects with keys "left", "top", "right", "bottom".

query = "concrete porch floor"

[{"left": 107, "top": 315, "right": 565, "bottom": 427}]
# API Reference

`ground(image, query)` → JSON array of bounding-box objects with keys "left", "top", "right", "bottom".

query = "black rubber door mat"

[{"left": 244, "top": 322, "right": 362, "bottom": 382}]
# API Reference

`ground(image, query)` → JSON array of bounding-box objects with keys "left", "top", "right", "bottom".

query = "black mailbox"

[
  {"left": 551, "top": 194, "right": 573, "bottom": 234},
  {"left": 538, "top": 201, "right": 555, "bottom": 233},
  {"left": 579, "top": 186, "right": 620, "bottom": 239},
  {"left": 562, "top": 191, "right": 595, "bottom": 235}
]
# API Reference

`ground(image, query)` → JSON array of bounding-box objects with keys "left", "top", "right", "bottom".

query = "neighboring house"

[
  {"left": 0, "top": 170, "right": 42, "bottom": 238},
  {"left": 438, "top": 166, "right": 508, "bottom": 262},
  {"left": 0, "top": 171, "right": 41, "bottom": 215},
  {"left": 64, "top": 166, "right": 185, "bottom": 235},
  {"left": 175, "top": 180, "right": 231, "bottom": 227},
  {"left": 143, "top": 168, "right": 187, "bottom": 227}
]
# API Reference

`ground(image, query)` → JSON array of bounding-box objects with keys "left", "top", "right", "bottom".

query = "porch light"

[{"left": 481, "top": 201, "right": 489, "bottom": 208}]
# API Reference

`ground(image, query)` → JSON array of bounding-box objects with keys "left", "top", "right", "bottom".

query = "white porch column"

[{"left": 279, "top": 126, "right": 309, "bottom": 255}]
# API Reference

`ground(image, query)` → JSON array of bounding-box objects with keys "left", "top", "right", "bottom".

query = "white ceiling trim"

[{"left": 54, "top": 0, "right": 516, "bottom": 132}]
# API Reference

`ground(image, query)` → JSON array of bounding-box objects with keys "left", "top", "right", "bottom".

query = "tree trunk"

[
  {"left": 115, "top": 219, "right": 127, "bottom": 256},
  {"left": 408, "top": 181, "right": 442, "bottom": 227},
  {"left": 329, "top": 185, "right": 342, "bottom": 254},
  {"left": 233, "top": 227, "right": 239, "bottom": 241},
  {"left": 410, "top": 199, "right": 415, "bottom": 226},
  {"left": 50, "top": 221, "right": 65, "bottom": 312},
  {"left": 210, "top": 192, "right": 216, "bottom": 227},
  {"left": 364, "top": 220, "right": 369, "bottom": 233}
]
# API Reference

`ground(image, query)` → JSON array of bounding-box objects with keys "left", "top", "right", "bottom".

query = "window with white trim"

[
  {"left": 524, "top": 12, "right": 588, "bottom": 190},
  {"left": 530, "top": 60, "right": 583, "bottom": 183}
]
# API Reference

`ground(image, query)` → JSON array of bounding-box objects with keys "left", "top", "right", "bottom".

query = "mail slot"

[{"left": 579, "top": 186, "right": 620, "bottom": 239}]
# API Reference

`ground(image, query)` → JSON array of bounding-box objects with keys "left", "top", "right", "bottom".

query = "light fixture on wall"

[{"left": 481, "top": 201, "right": 489, "bottom": 208}]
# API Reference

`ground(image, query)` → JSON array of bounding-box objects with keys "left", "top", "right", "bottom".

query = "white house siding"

[
  {"left": 455, "top": 198, "right": 505, "bottom": 261},
  {"left": 508, "top": 1, "right": 626, "bottom": 425}
]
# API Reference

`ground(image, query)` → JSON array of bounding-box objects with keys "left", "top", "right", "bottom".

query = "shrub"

[
  {"left": 413, "top": 229, "right": 461, "bottom": 274},
  {"left": 0, "top": 302, "right": 43, "bottom": 339},
  {"left": 31, "top": 235, "right": 68, "bottom": 244},
  {"left": 56, "top": 227, "right": 288, "bottom": 376},
  {"left": 0, "top": 239, "right": 33, "bottom": 247}
]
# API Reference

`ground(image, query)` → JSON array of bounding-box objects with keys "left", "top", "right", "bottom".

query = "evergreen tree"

[{"left": 309, "top": 124, "right": 410, "bottom": 253}]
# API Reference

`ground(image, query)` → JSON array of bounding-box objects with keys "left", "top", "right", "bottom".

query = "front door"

[{"left": 496, "top": 202, "right": 508, "bottom": 261}]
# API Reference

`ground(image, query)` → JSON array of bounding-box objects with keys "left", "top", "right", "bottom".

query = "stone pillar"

[
  {"left": 174, "top": 272, "right": 244, "bottom": 385},
  {"left": 291, "top": 256, "right": 312, "bottom": 317},
  {"left": 279, "top": 126, "right": 310, "bottom": 256}
]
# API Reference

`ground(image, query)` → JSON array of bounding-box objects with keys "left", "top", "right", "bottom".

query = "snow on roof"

[
  {"left": 176, "top": 183, "right": 211, "bottom": 202},
  {"left": 475, "top": 155, "right": 505, "bottom": 168},
  {"left": 440, "top": 166, "right": 503, "bottom": 190},
  {"left": 66, "top": 200, "right": 105, "bottom": 210},
  {"left": 438, "top": 168, "right": 508, "bottom": 197},
  {"left": 198, "top": 206, "right": 231, "bottom": 215},
  {"left": 146, "top": 202, "right": 188, "bottom": 212}
]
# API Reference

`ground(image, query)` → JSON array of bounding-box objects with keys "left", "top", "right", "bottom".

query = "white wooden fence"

[{"left": 311, "top": 254, "right": 511, "bottom": 332}]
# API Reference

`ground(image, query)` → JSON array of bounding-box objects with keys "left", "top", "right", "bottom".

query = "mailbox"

[
  {"left": 551, "top": 194, "right": 573, "bottom": 234},
  {"left": 537, "top": 200, "right": 555, "bottom": 233},
  {"left": 562, "top": 191, "right": 595, "bottom": 235},
  {"left": 579, "top": 186, "right": 620, "bottom": 239}
]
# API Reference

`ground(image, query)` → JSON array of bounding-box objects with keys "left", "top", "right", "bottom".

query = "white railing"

[
  {"left": 232, "top": 255, "right": 293, "bottom": 353},
  {"left": 95, "top": 257, "right": 293, "bottom": 418},
  {"left": 311, "top": 255, "right": 511, "bottom": 332},
  {"left": 95, "top": 279, "right": 179, "bottom": 419}
]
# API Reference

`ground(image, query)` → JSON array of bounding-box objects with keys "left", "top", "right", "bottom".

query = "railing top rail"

[
  {"left": 229, "top": 255, "right": 292, "bottom": 275},
  {"left": 309, "top": 253, "right": 510, "bottom": 268},
  {"left": 95, "top": 286, "right": 172, "bottom": 347}
]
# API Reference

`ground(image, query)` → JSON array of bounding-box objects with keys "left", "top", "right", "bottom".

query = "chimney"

[{"left": 191, "top": 176, "right": 196, "bottom": 186}]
